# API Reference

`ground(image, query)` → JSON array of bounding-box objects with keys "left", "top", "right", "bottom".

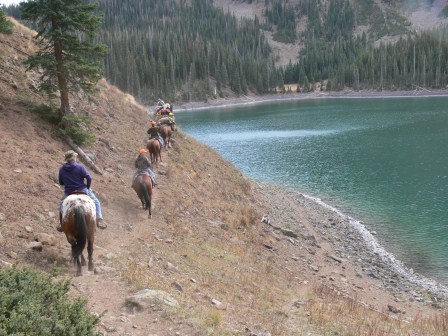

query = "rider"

[
  {"left": 57, "top": 150, "right": 107, "bottom": 231},
  {"left": 156, "top": 98, "right": 165, "bottom": 112},
  {"left": 132, "top": 148, "right": 157, "bottom": 187},
  {"left": 147, "top": 120, "right": 164, "bottom": 147}
]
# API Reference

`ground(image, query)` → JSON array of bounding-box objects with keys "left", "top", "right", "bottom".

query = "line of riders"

[{"left": 56, "top": 99, "right": 176, "bottom": 232}]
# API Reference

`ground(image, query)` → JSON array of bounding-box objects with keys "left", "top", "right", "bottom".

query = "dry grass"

[
  {"left": 305, "top": 284, "right": 448, "bottom": 335},
  {"left": 110, "top": 125, "right": 448, "bottom": 334}
]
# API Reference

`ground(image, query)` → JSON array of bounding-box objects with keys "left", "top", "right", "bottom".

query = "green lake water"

[{"left": 175, "top": 97, "right": 448, "bottom": 285}]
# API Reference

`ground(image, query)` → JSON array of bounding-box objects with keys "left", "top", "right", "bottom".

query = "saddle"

[{"left": 69, "top": 190, "right": 88, "bottom": 196}]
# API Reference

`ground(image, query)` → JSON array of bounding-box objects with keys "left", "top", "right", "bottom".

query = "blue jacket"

[{"left": 58, "top": 161, "right": 92, "bottom": 194}]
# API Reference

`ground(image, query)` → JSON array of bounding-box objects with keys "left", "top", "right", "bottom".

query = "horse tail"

[
  {"left": 72, "top": 206, "right": 87, "bottom": 262},
  {"left": 140, "top": 181, "right": 151, "bottom": 209}
]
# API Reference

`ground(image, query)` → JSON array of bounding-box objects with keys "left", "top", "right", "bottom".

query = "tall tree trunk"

[{"left": 51, "top": 15, "right": 70, "bottom": 116}]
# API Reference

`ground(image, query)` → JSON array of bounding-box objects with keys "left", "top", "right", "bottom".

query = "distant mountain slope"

[
  {"left": 216, "top": 0, "right": 448, "bottom": 66},
  {"left": 3, "top": 0, "right": 448, "bottom": 101}
]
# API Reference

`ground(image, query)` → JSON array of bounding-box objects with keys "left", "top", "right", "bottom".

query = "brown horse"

[
  {"left": 147, "top": 139, "right": 162, "bottom": 167},
  {"left": 132, "top": 174, "right": 153, "bottom": 218},
  {"left": 61, "top": 194, "right": 96, "bottom": 276},
  {"left": 159, "top": 124, "right": 174, "bottom": 149}
]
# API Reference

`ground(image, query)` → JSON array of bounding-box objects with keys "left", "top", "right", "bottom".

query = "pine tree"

[
  {"left": 0, "top": 9, "right": 13, "bottom": 34},
  {"left": 20, "top": 0, "right": 107, "bottom": 116}
]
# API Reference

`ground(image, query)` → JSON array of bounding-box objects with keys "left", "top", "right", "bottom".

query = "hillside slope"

[
  {"left": 215, "top": 0, "right": 448, "bottom": 67},
  {"left": 1, "top": 19, "right": 448, "bottom": 336}
]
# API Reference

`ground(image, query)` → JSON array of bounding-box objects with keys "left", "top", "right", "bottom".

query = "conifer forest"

[{"left": 4, "top": 0, "right": 448, "bottom": 104}]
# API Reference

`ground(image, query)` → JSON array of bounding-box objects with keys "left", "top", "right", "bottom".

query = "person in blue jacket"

[{"left": 57, "top": 150, "right": 107, "bottom": 231}]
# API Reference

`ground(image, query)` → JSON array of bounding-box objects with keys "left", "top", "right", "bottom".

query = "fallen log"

[{"left": 64, "top": 136, "right": 103, "bottom": 175}]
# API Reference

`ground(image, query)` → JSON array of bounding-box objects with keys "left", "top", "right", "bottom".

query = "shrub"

[
  {"left": 61, "top": 113, "right": 95, "bottom": 146},
  {"left": 32, "top": 104, "right": 62, "bottom": 124},
  {"left": 0, "top": 266, "right": 100, "bottom": 335},
  {"left": 0, "top": 9, "right": 13, "bottom": 35}
]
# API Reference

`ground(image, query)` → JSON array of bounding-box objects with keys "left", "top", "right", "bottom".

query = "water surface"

[{"left": 176, "top": 97, "right": 448, "bottom": 285}]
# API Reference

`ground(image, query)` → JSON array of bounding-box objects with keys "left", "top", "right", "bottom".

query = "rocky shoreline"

[
  {"left": 175, "top": 89, "right": 448, "bottom": 111},
  {"left": 252, "top": 181, "right": 448, "bottom": 315}
]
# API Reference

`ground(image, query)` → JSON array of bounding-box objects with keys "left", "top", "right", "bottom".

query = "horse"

[
  {"left": 159, "top": 124, "right": 174, "bottom": 149},
  {"left": 147, "top": 138, "right": 162, "bottom": 167},
  {"left": 61, "top": 193, "right": 96, "bottom": 276},
  {"left": 132, "top": 173, "right": 153, "bottom": 218}
]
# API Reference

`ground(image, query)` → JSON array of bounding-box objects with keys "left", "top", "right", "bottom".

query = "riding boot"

[
  {"left": 57, "top": 212, "right": 63, "bottom": 232},
  {"left": 97, "top": 218, "right": 108, "bottom": 229}
]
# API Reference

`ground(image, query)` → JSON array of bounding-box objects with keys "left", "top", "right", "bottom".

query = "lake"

[{"left": 175, "top": 96, "right": 448, "bottom": 285}]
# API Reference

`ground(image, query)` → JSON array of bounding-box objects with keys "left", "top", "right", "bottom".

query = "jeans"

[
  {"left": 132, "top": 168, "right": 157, "bottom": 186},
  {"left": 149, "top": 135, "right": 164, "bottom": 147},
  {"left": 60, "top": 188, "right": 103, "bottom": 220}
]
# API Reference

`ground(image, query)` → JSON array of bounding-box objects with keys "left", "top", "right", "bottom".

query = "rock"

[
  {"left": 13, "top": 168, "right": 22, "bottom": 173},
  {"left": 48, "top": 211, "right": 56, "bottom": 218},
  {"left": 245, "top": 327, "right": 271, "bottom": 336},
  {"left": 0, "top": 260, "right": 13, "bottom": 268},
  {"left": 262, "top": 243, "right": 274, "bottom": 250},
  {"left": 387, "top": 304, "right": 401, "bottom": 314},
  {"left": 35, "top": 233, "right": 56, "bottom": 246},
  {"left": 104, "top": 252, "right": 118, "bottom": 260},
  {"left": 171, "top": 282, "right": 183, "bottom": 292},
  {"left": 102, "top": 324, "right": 117, "bottom": 332},
  {"left": 165, "top": 262, "right": 178, "bottom": 272},
  {"left": 34, "top": 213, "right": 45, "bottom": 221},
  {"left": 125, "top": 289, "right": 179, "bottom": 312},
  {"left": 94, "top": 266, "right": 116, "bottom": 274},
  {"left": 280, "top": 228, "right": 298, "bottom": 238},
  {"left": 29, "top": 241, "right": 43, "bottom": 251},
  {"left": 329, "top": 254, "right": 343, "bottom": 263},
  {"left": 0, "top": 213, "right": 6, "bottom": 221},
  {"left": 25, "top": 226, "right": 33, "bottom": 233},
  {"left": 293, "top": 300, "right": 306, "bottom": 307},
  {"left": 211, "top": 298, "right": 226, "bottom": 310},
  {"left": 6, "top": 251, "right": 17, "bottom": 259}
]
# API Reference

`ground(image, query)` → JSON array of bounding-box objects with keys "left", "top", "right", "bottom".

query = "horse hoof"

[{"left": 88, "top": 263, "right": 94, "bottom": 272}]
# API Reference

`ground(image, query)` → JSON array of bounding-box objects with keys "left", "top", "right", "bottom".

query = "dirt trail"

[{"left": 65, "top": 155, "right": 199, "bottom": 335}]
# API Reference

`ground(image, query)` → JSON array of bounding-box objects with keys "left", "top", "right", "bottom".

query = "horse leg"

[
  {"left": 87, "top": 236, "right": 94, "bottom": 272},
  {"left": 81, "top": 254, "right": 86, "bottom": 266},
  {"left": 75, "top": 254, "right": 82, "bottom": 276}
]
